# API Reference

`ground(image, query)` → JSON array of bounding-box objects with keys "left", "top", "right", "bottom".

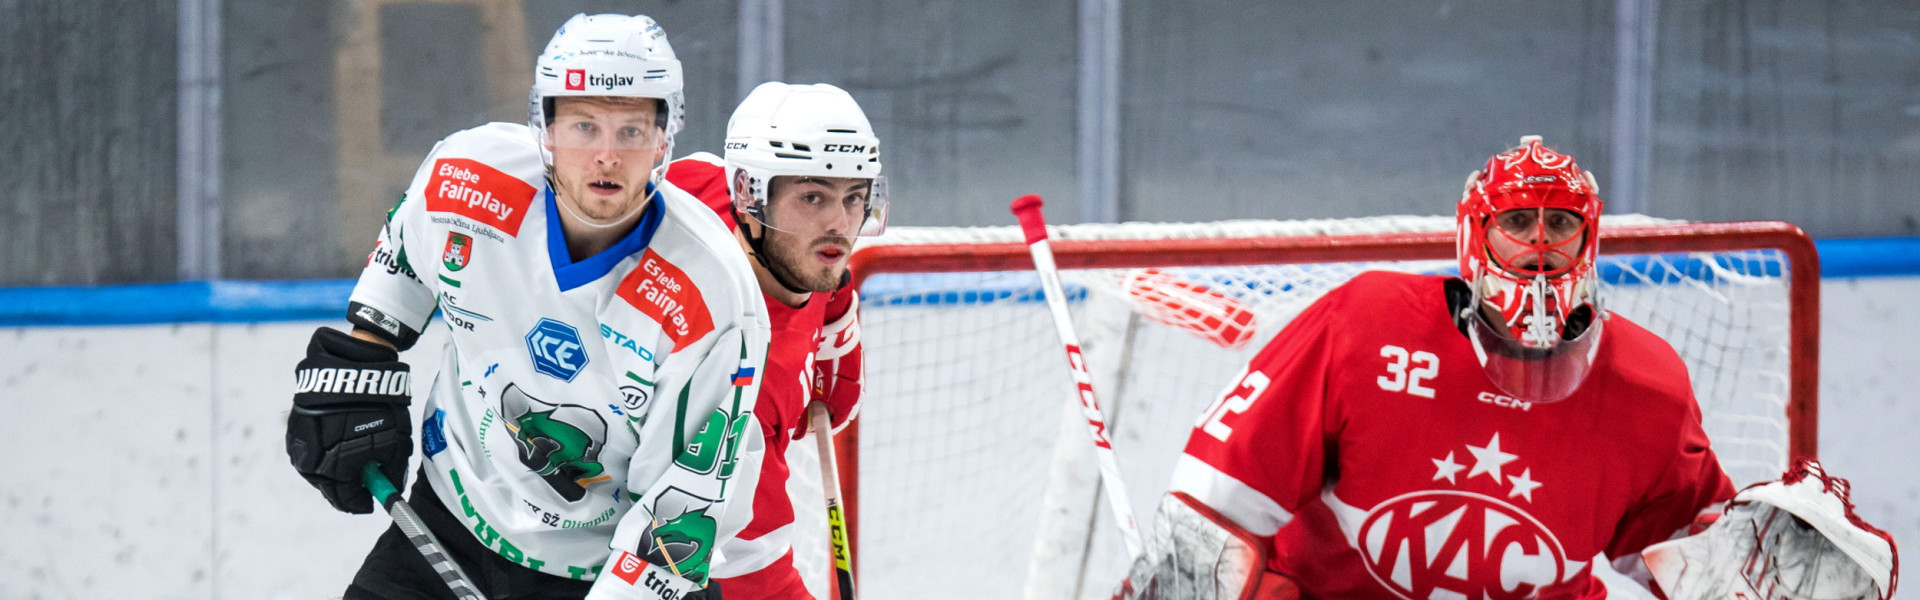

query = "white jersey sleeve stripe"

[
  {"left": 709, "top": 521, "right": 796, "bottom": 578},
  {"left": 1169, "top": 453, "right": 1293, "bottom": 536}
]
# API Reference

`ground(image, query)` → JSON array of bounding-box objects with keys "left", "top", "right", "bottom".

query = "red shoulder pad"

[{"left": 666, "top": 155, "right": 734, "bottom": 226}]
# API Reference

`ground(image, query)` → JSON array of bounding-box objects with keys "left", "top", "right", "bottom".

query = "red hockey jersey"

[
  {"left": 667, "top": 154, "right": 862, "bottom": 599},
  {"left": 1174, "top": 271, "right": 1733, "bottom": 599}
]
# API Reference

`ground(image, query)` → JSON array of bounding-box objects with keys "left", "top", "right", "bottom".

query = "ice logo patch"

[{"left": 526, "top": 318, "right": 589, "bottom": 382}]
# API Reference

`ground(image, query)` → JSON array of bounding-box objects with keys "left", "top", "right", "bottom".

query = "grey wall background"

[
  {"left": 2, "top": 0, "right": 1917, "bottom": 285},
  {"left": 788, "top": 0, "right": 1081, "bottom": 229},
  {"left": 1653, "top": 1, "right": 1920, "bottom": 229},
  {"left": 1120, "top": 0, "right": 1619, "bottom": 223},
  {"left": 2, "top": 1, "right": 179, "bottom": 286}
]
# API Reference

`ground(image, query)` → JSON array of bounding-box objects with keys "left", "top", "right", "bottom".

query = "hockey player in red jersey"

[
  {"left": 665, "top": 82, "right": 882, "bottom": 600},
  {"left": 1118, "top": 136, "right": 1736, "bottom": 600}
]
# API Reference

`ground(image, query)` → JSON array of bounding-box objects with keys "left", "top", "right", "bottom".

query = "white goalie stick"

[
  {"left": 1010, "top": 194, "right": 1146, "bottom": 559},
  {"left": 363, "top": 463, "right": 485, "bottom": 600},
  {"left": 811, "top": 402, "right": 859, "bottom": 599}
]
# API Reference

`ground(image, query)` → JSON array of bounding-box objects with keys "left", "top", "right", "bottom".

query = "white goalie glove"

[
  {"left": 1113, "top": 492, "right": 1297, "bottom": 600},
  {"left": 1643, "top": 460, "right": 1899, "bottom": 600}
]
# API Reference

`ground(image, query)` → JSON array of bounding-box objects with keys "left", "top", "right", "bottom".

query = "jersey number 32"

[{"left": 1198, "top": 368, "right": 1272, "bottom": 442}]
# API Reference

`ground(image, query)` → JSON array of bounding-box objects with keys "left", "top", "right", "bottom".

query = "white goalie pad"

[
  {"left": 1115, "top": 492, "right": 1271, "bottom": 600},
  {"left": 1643, "top": 460, "right": 1899, "bottom": 600}
]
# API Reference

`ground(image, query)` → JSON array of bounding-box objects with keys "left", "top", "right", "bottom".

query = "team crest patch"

[
  {"left": 424, "top": 158, "right": 536, "bottom": 236},
  {"left": 442, "top": 232, "right": 473, "bottom": 271},
  {"left": 1357, "top": 490, "right": 1569, "bottom": 599},
  {"left": 616, "top": 249, "right": 715, "bottom": 352},
  {"left": 500, "top": 384, "right": 610, "bottom": 502},
  {"left": 640, "top": 487, "right": 723, "bottom": 584},
  {"left": 1352, "top": 432, "right": 1570, "bottom": 599}
]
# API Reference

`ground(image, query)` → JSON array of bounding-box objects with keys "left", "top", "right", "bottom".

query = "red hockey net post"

[{"left": 830, "top": 219, "right": 1818, "bottom": 591}]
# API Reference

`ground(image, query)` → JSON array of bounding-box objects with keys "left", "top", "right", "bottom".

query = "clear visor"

[
  {"left": 735, "top": 173, "right": 889, "bottom": 238},
  {"left": 1466, "top": 307, "right": 1602, "bottom": 404},
  {"left": 546, "top": 114, "right": 667, "bottom": 152}
]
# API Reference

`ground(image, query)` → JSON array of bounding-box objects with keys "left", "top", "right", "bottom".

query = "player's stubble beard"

[
  {"left": 761, "top": 226, "right": 852, "bottom": 292},
  {"left": 554, "top": 168, "right": 650, "bottom": 224}
]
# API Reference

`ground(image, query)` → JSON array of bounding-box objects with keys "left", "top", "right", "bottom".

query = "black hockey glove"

[{"left": 286, "top": 327, "right": 412, "bottom": 514}]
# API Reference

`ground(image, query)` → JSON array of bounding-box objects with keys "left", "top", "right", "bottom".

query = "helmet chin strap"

[{"left": 731, "top": 209, "right": 814, "bottom": 295}]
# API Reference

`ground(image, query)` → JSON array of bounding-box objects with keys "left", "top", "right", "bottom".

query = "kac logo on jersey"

[
  {"left": 526, "top": 318, "right": 590, "bottom": 382},
  {"left": 442, "top": 232, "right": 472, "bottom": 271},
  {"left": 1356, "top": 490, "right": 1569, "bottom": 600}
]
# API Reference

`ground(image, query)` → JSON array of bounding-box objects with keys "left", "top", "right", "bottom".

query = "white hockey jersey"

[{"left": 347, "top": 122, "right": 771, "bottom": 588}]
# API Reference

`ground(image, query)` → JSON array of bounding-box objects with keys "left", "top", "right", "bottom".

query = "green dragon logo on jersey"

[
  {"left": 501, "top": 384, "right": 610, "bottom": 502},
  {"left": 642, "top": 487, "right": 721, "bottom": 584}
]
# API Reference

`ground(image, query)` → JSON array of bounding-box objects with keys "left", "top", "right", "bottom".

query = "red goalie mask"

[{"left": 1456, "top": 136, "right": 1605, "bottom": 402}]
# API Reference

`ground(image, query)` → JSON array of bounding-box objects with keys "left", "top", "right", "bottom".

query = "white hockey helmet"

[
  {"left": 724, "top": 82, "right": 888, "bottom": 237},
  {"left": 528, "top": 13, "right": 685, "bottom": 190}
]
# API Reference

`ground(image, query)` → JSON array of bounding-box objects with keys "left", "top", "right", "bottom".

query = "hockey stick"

[
  {"left": 809, "top": 401, "right": 859, "bottom": 600},
  {"left": 1009, "top": 194, "right": 1145, "bottom": 559},
  {"left": 363, "top": 463, "right": 485, "bottom": 600}
]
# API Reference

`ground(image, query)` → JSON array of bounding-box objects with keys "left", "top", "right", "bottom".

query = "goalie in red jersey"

[{"left": 1118, "top": 136, "right": 1739, "bottom": 600}]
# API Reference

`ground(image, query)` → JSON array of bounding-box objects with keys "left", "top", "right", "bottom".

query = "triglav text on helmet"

[{"left": 563, "top": 69, "right": 636, "bottom": 92}]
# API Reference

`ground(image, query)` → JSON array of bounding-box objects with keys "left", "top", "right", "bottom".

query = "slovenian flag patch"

[{"left": 732, "top": 367, "right": 756, "bottom": 387}]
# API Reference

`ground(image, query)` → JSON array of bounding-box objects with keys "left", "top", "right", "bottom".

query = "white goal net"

[{"left": 800, "top": 216, "right": 1814, "bottom": 600}]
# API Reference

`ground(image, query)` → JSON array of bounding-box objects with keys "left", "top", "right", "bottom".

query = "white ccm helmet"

[
  {"left": 724, "top": 82, "right": 888, "bottom": 238},
  {"left": 528, "top": 13, "right": 685, "bottom": 190}
]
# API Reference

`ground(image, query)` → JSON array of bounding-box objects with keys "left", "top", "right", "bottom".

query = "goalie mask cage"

[{"left": 818, "top": 216, "right": 1817, "bottom": 600}]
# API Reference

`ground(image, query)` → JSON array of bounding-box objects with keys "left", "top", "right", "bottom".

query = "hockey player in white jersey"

[{"left": 284, "top": 14, "right": 769, "bottom": 600}]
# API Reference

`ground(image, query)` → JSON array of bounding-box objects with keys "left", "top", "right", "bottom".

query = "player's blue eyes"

[{"left": 566, "top": 122, "right": 646, "bottom": 137}]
